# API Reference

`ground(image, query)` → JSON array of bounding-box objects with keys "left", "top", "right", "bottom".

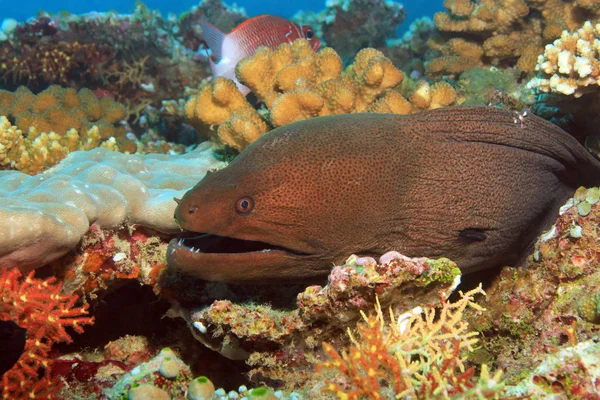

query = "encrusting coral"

[
  {"left": 459, "top": 185, "right": 600, "bottom": 395},
  {"left": 528, "top": 21, "right": 600, "bottom": 97},
  {"left": 316, "top": 286, "right": 505, "bottom": 399},
  {"left": 505, "top": 338, "right": 600, "bottom": 398},
  {"left": 0, "top": 143, "right": 226, "bottom": 273},
  {"left": 185, "top": 39, "right": 457, "bottom": 151},
  {"left": 175, "top": 252, "right": 463, "bottom": 386}
]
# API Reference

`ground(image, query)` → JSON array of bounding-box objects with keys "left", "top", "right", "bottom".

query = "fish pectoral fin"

[{"left": 199, "top": 20, "right": 226, "bottom": 61}]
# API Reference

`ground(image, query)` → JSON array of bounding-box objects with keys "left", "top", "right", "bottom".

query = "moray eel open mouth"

[
  {"left": 166, "top": 233, "right": 314, "bottom": 283},
  {"left": 169, "top": 233, "right": 309, "bottom": 256}
]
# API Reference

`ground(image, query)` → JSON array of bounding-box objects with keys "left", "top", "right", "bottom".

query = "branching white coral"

[{"left": 528, "top": 21, "right": 600, "bottom": 97}]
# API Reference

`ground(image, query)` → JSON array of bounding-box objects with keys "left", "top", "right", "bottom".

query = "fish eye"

[
  {"left": 235, "top": 196, "right": 254, "bottom": 215},
  {"left": 305, "top": 29, "right": 313, "bottom": 40}
]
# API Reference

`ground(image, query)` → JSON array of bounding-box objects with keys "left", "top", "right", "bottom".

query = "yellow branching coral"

[
  {"left": 185, "top": 39, "right": 445, "bottom": 151},
  {"left": 0, "top": 116, "right": 118, "bottom": 175},
  {"left": 528, "top": 21, "right": 600, "bottom": 97},
  {"left": 316, "top": 285, "right": 505, "bottom": 400}
]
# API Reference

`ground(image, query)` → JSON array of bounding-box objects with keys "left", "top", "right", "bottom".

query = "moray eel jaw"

[
  {"left": 166, "top": 234, "right": 320, "bottom": 283},
  {"left": 166, "top": 162, "right": 331, "bottom": 284}
]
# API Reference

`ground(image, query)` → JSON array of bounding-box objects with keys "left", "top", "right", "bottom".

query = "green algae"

[
  {"left": 420, "top": 258, "right": 461, "bottom": 286},
  {"left": 586, "top": 187, "right": 600, "bottom": 204},
  {"left": 578, "top": 201, "right": 592, "bottom": 216}
]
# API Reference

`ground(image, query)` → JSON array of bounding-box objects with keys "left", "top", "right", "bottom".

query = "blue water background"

[{"left": 1, "top": 0, "right": 443, "bottom": 32}]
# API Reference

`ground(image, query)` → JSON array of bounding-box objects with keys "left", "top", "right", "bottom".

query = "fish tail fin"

[{"left": 199, "top": 20, "right": 225, "bottom": 61}]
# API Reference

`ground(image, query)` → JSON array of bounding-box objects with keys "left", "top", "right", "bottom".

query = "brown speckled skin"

[{"left": 168, "top": 106, "right": 600, "bottom": 283}]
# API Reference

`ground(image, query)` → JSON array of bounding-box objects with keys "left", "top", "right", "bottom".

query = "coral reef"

[
  {"left": 186, "top": 39, "right": 455, "bottom": 151},
  {"left": 0, "top": 268, "right": 94, "bottom": 399},
  {"left": 0, "top": 85, "right": 127, "bottom": 138},
  {"left": 321, "top": 0, "right": 406, "bottom": 59},
  {"left": 292, "top": 0, "right": 406, "bottom": 60},
  {"left": 427, "top": 0, "right": 600, "bottom": 78},
  {"left": 0, "top": 85, "right": 130, "bottom": 173},
  {"left": 464, "top": 185, "right": 600, "bottom": 389},
  {"left": 385, "top": 17, "right": 437, "bottom": 79},
  {"left": 428, "top": 0, "right": 540, "bottom": 77},
  {"left": 505, "top": 338, "right": 600, "bottom": 398},
  {"left": 178, "top": 0, "right": 247, "bottom": 51},
  {"left": 52, "top": 224, "right": 171, "bottom": 298},
  {"left": 528, "top": 21, "right": 600, "bottom": 97},
  {"left": 457, "top": 66, "right": 534, "bottom": 108},
  {"left": 53, "top": 342, "right": 300, "bottom": 400},
  {"left": 103, "top": 347, "right": 192, "bottom": 399},
  {"left": 0, "top": 143, "right": 226, "bottom": 272},
  {"left": 176, "top": 253, "right": 462, "bottom": 386},
  {"left": 0, "top": 4, "right": 212, "bottom": 128},
  {"left": 7, "top": 0, "right": 600, "bottom": 397},
  {"left": 316, "top": 286, "right": 505, "bottom": 399},
  {"left": 0, "top": 116, "right": 118, "bottom": 175},
  {"left": 0, "top": 41, "right": 113, "bottom": 87}
]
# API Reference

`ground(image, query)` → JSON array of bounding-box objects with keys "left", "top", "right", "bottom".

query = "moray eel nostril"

[{"left": 167, "top": 106, "right": 600, "bottom": 284}]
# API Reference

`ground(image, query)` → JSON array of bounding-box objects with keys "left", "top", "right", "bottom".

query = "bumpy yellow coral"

[
  {"left": 0, "top": 116, "right": 118, "bottom": 175},
  {"left": 0, "top": 85, "right": 127, "bottom": 139},
  {"left": 187, "top": 39, "right": 419, "bottom": 151},
  {"left": 430, "top": 0, "right": 600, "bottom": 77},
  {"left": 0, "top": 85, "right": 130, "bottom": 174},
  {"left": 410, "top": 81, "right": 458, "bottom": 110},
  {"left": 184, "top": 77, "right": 268, "bottom": 151},
  {"left": 429, "top": 0, "right": 544, "bottom": 76}
]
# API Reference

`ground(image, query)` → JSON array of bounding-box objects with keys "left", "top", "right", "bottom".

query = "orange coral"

[
  {"left": 186, "top": 39, "right": 418, "bottom": 151},
  {"left": 429, "top": 0, "right": 600, "bottom": 77},
  {"left": 0, "top": 85, "right": 128, "bottom": 174},
  {"left": 316, "top": 286, "right": 504, "bottom": 399},
  {"left": 0, "top": 268, "right": 94, "bottom": 399},
  {"left": 0, "top": 85, "right": 126, "bottom": 137},
  {"left": 429, "top": 0, "right": 540, "bottom": 76}
]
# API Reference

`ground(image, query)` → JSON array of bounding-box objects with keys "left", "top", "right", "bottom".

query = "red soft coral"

[{"left": 0, "top": 268, "right": 94, "bottom": 399}]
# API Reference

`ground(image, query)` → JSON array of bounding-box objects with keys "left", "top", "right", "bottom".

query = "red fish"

[
  {"left": 200, "top": 15, "right": 321, "bottom": 95},
  {"left": 93, "top": 88, "right": 114, "bottom": 99}
]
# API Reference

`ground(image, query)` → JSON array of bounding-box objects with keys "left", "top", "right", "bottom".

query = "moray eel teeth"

[
  {"left": 167, "top": 232, "right": 315, "bottom": 283},
  {"left": 171, "top": 233, "right": 309, "bottom": 256}
]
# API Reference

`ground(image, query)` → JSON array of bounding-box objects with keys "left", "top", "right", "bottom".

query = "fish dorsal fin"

[{"left": 199, "top": 20, "right": 225, "bottom": 61}]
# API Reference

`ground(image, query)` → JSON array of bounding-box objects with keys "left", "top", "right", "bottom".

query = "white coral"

[
  {"left": 529, "top": 21, "right": 600, "bottom": 97},
  {"left": 0, "top": 144, "right": 227, "bottom": 271}
]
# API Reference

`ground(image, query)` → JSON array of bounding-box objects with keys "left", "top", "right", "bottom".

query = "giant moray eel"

[{"left": 167, "top": 106, "right": 600, "bottom": 283}]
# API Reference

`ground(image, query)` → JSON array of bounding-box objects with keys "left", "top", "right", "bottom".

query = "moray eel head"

[{"left": 167, "top": 147, "right": 332, "bottom": 283}]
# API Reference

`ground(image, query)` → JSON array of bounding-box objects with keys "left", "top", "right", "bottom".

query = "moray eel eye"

[{"left": 236, "top": 197, "right": 254, "bottom": 215}]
